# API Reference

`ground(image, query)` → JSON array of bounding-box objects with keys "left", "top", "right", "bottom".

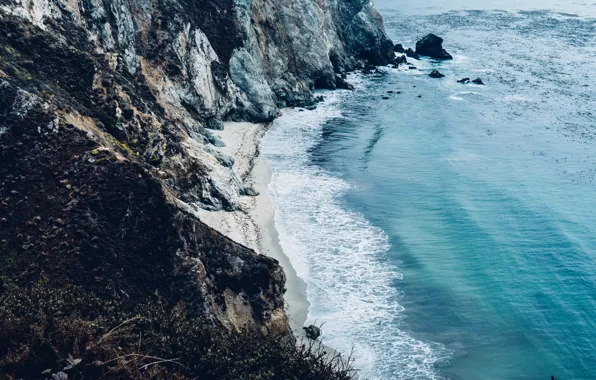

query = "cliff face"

[{"left": 0, "top": 0, "right": 391, "bottom": 356}]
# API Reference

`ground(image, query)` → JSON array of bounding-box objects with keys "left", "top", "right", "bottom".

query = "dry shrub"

[{"left": 0, "top": 280, "right": 355, "bottom": 380}]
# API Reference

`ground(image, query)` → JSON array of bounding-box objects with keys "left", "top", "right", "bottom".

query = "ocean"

[{"left": 262, "top": 0, "right": 596, "bottom": 378}]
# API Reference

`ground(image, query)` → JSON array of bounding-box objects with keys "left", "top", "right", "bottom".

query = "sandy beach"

[
  {"left": 198, "top": 121, "right": 358, "bottom": 377},
  {"left": 197, "top": 121, "right": 310, "bottom": 334}
]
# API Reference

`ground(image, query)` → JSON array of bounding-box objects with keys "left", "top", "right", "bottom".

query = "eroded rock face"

[
  {"left": 0, "top": 0, "right": 391, "bottom": 208},
  {"left": 0, "top": 0, "right": 391, "bottom": 336},
  {"left": 0, "top": 78, "right": 288, "bottom": 334}
]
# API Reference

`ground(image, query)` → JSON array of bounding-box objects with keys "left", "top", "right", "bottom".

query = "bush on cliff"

[{"left": 0, "top": 280, "right": 355, "bottom": 380}]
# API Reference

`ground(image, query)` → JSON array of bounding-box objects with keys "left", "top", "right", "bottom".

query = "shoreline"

[
  {"left": 199, "top": 121, "right": 358, "bottom": 376},
  {"left": 197, "top": 121, "right": 310, "bottom": 334}
]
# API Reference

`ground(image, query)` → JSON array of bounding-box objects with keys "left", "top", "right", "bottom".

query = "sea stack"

[{"left": 416, "top": 33, "right": 453, "bottom": 60}]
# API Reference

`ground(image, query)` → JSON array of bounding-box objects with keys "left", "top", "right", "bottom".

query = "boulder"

[
  {"left": 405, "top": 48, "right": 420, "bottom": 60},
  {"left": 429, "top": 69, "right": 445, "bottom": 78},
  {"left": 394, "top": 55, "right": 407, "bottom": 66},
  {"left": 241, "top": 186, "right": 259, "bottom": 197},
  {"left": 335, "top": 74, "right": 354, "bottom": 90},
  {"left": 409, "top": 66, "right": 417, "bottom": 70},
  {"left": 457, "top": 77, "right": 470, "bottom": 84},
  {"left": 472, "top": 78, "right": 485, "bottom": 85},
  {"left": 303, "top": 325, "right": 322, "bottom": 340},
  {"left": 415, "top": 34, "right": 453, "bottom": 60},
  {"left": 393, "top": 44, "right": 405, "bottom": 53}
]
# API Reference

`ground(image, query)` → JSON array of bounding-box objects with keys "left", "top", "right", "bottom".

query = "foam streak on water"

[{"left": 262, "top": 92, "right": 450, "bottom": 379}]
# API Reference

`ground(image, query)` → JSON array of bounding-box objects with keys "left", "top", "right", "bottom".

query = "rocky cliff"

[{"left": 0, "top": 0, "right": 392, "bottom": 377}]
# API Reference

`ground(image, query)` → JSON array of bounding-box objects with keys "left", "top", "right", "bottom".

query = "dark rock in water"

[
  {"left": 393, "top": 44, "right": 405, "bottom": 53},
  {"left": 304, "top": 105, "right": 317, "bottom": 110},
  {"left": 314, "top": 95, "right": 325, "bottom": 103},
  {"left": 382, "top": 96, "right": 390, "bottom": 99},
  {"left": 206, "top": 118, "right": 225, "bottom": 131},
  {"left": 394, "top": 55, "right": 407, "bottom": 66},
  {"left": 457, "top": 77, "right": 470, "bottom": 84},
  {"left": 418, "top": 95, "right": 422, "bottom": 98},
  {"left": 364, "top": 64, "right": 376, "bottom": 72},
  {"left": 415, "top": 34, "right": 453, "bottom": 60},
  {"left": 387, "top": 91, "right": 394, "bottom": 93},
  {"left": 303, "top": 325, "right": 322, "bottom": 340},
  {"left": 429, "top": 69, "right": 445, "bottom": 78},
  {"left": 405, "top": 48, "right": 420, "bottom": 60},
  {"left": 335, "top": 74, "right": 354, "bottom": 90},
  {"left": 472, "top": 78, "right": 485, "bottom": 85},
  {"left": 409, "top": 66, "right": 417, "bottom": 70},
  {"left": 396, "top": 91, "right": 402, "bottom": 94}
]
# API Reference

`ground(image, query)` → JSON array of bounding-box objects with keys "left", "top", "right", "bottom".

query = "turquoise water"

[{"left": 263, "top": 1, "right": 596, "bottom": 379}]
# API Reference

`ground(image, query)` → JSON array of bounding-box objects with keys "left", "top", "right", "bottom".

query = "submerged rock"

[
  {"left": 416, "top": 34, "right": 453, "bottom": 60},
  {"left": 429, "top": 69, "right": 445, "bottom": 78},
  {"left": 472, "top": 78, "right": 485, "bottom": 85},
  {"left": 303, "top": 325, "right": 322, "bottom": 340}
]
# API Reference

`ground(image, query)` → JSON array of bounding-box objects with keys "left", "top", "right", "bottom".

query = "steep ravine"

[{"left": 0, "top": 0, "right": 393, "bottom": 378}]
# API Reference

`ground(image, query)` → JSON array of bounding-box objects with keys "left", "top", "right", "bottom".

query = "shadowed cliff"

[{"left": 0, "top": 0, "right": 392, "bottom": 377}]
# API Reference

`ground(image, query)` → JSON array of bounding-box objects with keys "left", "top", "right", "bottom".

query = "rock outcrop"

[
  {"left": 416, "top": 33, "right": 453, "bottom": 60},
  {"left": 0, "top": 0, "right": 393, "bottom": 373},
  {"left": 405, "top": 47, "right": 420, "bottom": 60},
  {"left": 429, "top": 69, "right": 445, "bottom": 78}
]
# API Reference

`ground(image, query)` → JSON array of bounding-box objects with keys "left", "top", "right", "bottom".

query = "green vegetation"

[{"left": 0, "top": 280, "right": 356, "bottom": 380}]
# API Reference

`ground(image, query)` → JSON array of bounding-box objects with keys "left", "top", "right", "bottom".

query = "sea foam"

[{"left": 262, "top": 88, "right": 450, "bottom": 379}]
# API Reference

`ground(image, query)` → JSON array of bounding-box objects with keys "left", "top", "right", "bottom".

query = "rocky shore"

[{"left": 0, "top": 0, "right": 393, "bottom": 378}]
